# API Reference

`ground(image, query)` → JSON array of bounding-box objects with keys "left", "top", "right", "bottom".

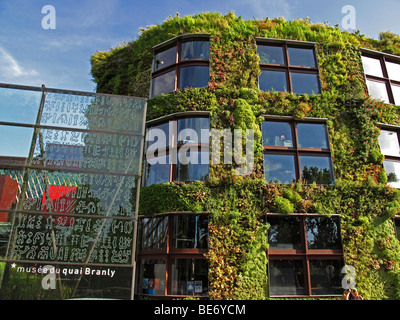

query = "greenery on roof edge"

[{"left": 92, "top": 12, "right": 400, "bottom": 300}]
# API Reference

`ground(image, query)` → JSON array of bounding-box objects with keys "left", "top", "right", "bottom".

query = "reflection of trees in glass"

[
  {"left": 306, "top": 217, "right": 341, "bottom": 250},
  {"left": 302, "top": 166, "right": 331, "bottom": 184},
  {"left": 388, "top": 172, "right": 398, "bottom": 182},
  {"left": 268, "top": 216, "right": 301, "bottom": 249}
]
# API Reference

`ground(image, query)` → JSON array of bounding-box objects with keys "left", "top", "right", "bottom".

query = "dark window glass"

[
  {"left": 267, "top": 216, "right": 302, "bottom": 249},
  {"left": 288, "top": 47, "right": 316, "bottom": 68},
  {"left": 181, "top": 40, "right": 210, "bottom": 60},
  {"left": 137, "top": 259, "right": 166, "bottom": 295},
  {"left": 257, "top": 45, "right": 285, "bottom": 65},
  {"left": 264, "top": 154, "right": 296, "bottom": 184},
  {"left": 143, "top": 154, "right": 170, "bottom": 186},
  {"left": 172, "top": 215, "right": 208, "bottom": 249},
  {"left": 140, "top": 216, "right": 168, "bottom": 250},
  {"left": 179, "top": 66, "right": 209, "bottom": 89},
  {"left": 177, "top": 117, "right": 210, "bottom": 144},
  {"left": 305, "top": 216, "right": 342, "bottom": 250},
  {"left": 269, "top": 260, "right": 305, "bottom": 296},
  {"left": 383, "top": 160, "right": 400, "bottom": 188},
  {"left": 261, "top": 121, "right": 293, "bottom": 147},
  {"left": 171, "top": 259, "right": 208, "bottom": 296},
  {"left": 291, "top": 72, "right": 320, "bottom": 95},
  {"left": 146, "top": 122, "right": 171, "bottom": 150},
  {"left": 300, "top": 156, "right": 333, "bottom": 184},
  {"left": 151, "top": 70, "right": 176, "bottom": 97},
  {"left": 176, "top": 151, "right": 209, "bottom": 182},
  {"left": 297, "top": 123, "right": 328, "bottom": 149},
  {"left": 395, "top": 220, "right": 400, "bottom": 242},
  {"left": 309, "top": 260, "right": 344, "bottom": 296},
  {"left": 153, "top": 46, "right": 177, "bottom": 71},
  {"left": 259, "top": 70, "right": 287, "bottom": 92}
]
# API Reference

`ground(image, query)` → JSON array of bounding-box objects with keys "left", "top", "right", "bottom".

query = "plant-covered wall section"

[{"left": 92, "top": 12, "right": 400, "bottom": 300}]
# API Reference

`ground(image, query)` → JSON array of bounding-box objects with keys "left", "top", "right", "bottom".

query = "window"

[
  {"left": 136, "top": 213, "right": 208, "bottom": 297},
  {"left": 261, "top": 116, "right": 334, "bottom": 184},
  {"left": 143, "top": 113, "right": 209, "bottom": 187},
  {"left": 266, "top": 214, "right": 344, "bottom": 297},
  {"left": 378, "top": 124, "right": 400, "bottom": 187},
  {"left": 257, "top": 39, "right": 321, "bottom": 95},
  {"left": 361, "top": 49, "right": 400, "bottom": 105},
  {"left": 150, "top": 35, "right": 210, "bottom": 97}
]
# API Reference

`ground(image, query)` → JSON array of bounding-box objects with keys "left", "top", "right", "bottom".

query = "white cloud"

[{"left": 0, "top": 47, "right": 40, "bottom": 84}]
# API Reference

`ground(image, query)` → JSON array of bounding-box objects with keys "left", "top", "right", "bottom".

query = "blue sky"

[{"left": 0, "top": 0, "right": 400, "bottom": 93}]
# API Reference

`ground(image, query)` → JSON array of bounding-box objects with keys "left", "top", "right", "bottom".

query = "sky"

[{"left": 0, "top": 0, "right": 400, "bottom": 93}]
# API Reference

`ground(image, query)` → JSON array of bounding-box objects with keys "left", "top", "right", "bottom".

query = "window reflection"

[
  {"left": 171, "top": 259, "right": 208, "bottom": 296},
  {"left": 137, "top": 259, "right": 166, "bottom": 295},
  {"left": 269, "top": 260, "right": 305, "bottom": 296},
  {"left": 181, "top": 40, "right": 210, "bottom": 60},
  {"left": 288, "top": 47, "right": 316, "bottom": 68},
  {"left": 392, "top": 84, "right": 400, "bottom": 105},
  {"left": 173, "top": 214, "right": 208, "bottom": 249},
  {"left": 179, "top": 66, "right": 209, "bottom": 90},
  {"left": 386, "top": 61, "right": 400, "bottom": 82},
  {"left": 176, "top": 151, "right": 209, "bottom": 182},
  {"left": 378, "top": 130, "right": 400, "bottom": 157},
  {"left": 362, "top": 56, "right": 384, "bottom": 77},
  {"left": 291, "top": 72, "right": 321, "bottom": 95},
  {"left": 261, "top": 121, "right": 293, "bottom": 147},
  {"left": 259, "top": 70, "right": 287, "bottom": 92},
  {"left": 151, "top": 70, "right": 176, "bottom": 97},
  {"left": 267, "top": 216, "right": 302, "bottom": 249},
  {"left": 309, "top": 260, "right": 344, "bottom": 296},
  {"left": 366, "top": 79, "right": 390, "bottom": 103},
  {"left": 383, "top": 160, "right": 400, "bottom": 188},
  {"left": 297, "top": 123, "right": 328, "bottom": 149},
  {"left": 258, "top": 45, "right": 285, "bottom": 65},
  {"left": 177, "top": 117, "right": 209, "bottom": 144},
  {"left": 143, "top": 154, "right": 170, "bottom": 186},
  {"left": 140, "top": 216, "right": 168, "bottom": 250},
  {"left": 264, "top": 154, "right": 296, "bottom": 184},
  {"left": 305, "top": 216, "right": 342, "bottom": 250},
  {"left": 153, "top": 45, "right": 177, "bottom": 71},
  {"left": 300, "top": 156, "right": 333, "bottom": 184}
]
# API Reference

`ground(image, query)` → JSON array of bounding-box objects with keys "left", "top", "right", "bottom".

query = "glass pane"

[
  {"left": 137, "top": 259, "right": 166, "bottom": 295},
  {"left": 300, "top": 156, "right": 333, "bottom": 184},
  {"left": 151, "top": 70, "right": 176, "bottom": 97},
  {"left": 177, "top": 117, "right": 210, "bottom": 144},
  {"left": 172, "top": 214, "right": 208, "bottom": 249},
  {"left": 391, "top": 84, "right": 400, "bottom": 105},
  {"left": 179, "top": 66, "right": 209, "bottom": 89},
  {"left": 176, "top": 151, "right": 209, "bottom": 182},
  {"left": 362, "top": 56, "right": 383, "bottom": 77},
  {"left": 0, "top": 125, "right": 33, "bottom": 158},
  {"left": 170, "top": 259, "right": 208, "bottom": 296},
  {"left": 386, "top": 61, "right": 400, "bottom": 81},
  {"left": 259, "top": 70, "right": 287, "bottom": 92},
  {"left": 261, "top": 121, "right": 293, "bottom": 147},
  {"left": 7, "top": 213, "right": 135, "bottom": 264},
  {"left": 257, "top": 45, "right": 285, "bottom": 65},
  {"left": 366, "top": 79, "right": 390, "bottom": 103},
  {"left": 288, "top": 47, "right": 316, "bottom": 68},
  {"left": 263, "top": 154, "right": 296, "bottom": 183},
  {"left": 297, "top": 123, "right": 329, "bottom": 149},
  {"left": 269, "top": 259, "right": 305, "bottom": 296},
  {"left": 139, "top": 216, "right": 168, "bottom": 250},
  {"left": 0, "top": 87, "right": 41, "bottom": 124},
  {"left": 146, "top": 122, "right": 171, "bottom": 150},
  {"left": 310, "top": 260, "right": 344, "bottom": 296},
  {"left": 0, "top": 221, "right": 11, "bottom": 258},
  {"left": 383, "top": 160, "right": 400, "bottom": 188},
  {"left": 181, "top": 40, "right": 210, "bottom": 60},
  {"left": 291, "top": 72, "right": 320, "bottom": 95},
  {"left": 143, "top": 154, "right": 170, "bottom": 186},
  {"left": 305, "top": 216, "right": 342, "bottom": 250},
  {"left": 378, "top": 129, "right": 400, "bottom": 156},
  {"left": 267, "top": 216, "right": 302, "bottom": 249},
  {"left": 153, "top": 45, "right": 177, "bottom": 71}
]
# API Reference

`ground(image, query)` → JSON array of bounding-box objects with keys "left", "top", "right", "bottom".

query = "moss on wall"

[{"left": 92, "top": 12, "right": 400, "bottom": 300}]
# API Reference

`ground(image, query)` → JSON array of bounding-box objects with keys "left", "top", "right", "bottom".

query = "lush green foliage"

[{"left": 92, "top": 12, "right": 400, "bottom": 300}]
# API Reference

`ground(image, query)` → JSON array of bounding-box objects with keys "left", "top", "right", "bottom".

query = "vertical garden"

[{"left": 91, "top": 12, "right": 400, "bottom": 299}]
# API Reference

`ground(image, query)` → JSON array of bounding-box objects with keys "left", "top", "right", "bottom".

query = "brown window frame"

[
  {"left": 266, "top": 213, "right": 344, "bottom": 297},
  {"left": 256, "top": 38, "right": 321, "bottom": 95},
  {"left": 150, "top": 34, "right": 210, "bottom": 98},
  {"left": 361, "top": 48, "right": 400, "bottom": 105},
  {"left": 136, "top": 212, "right": 208, "bottom": 297},
  {"left": 261, "top": 115, "right": 334, "bottom": 185},
  {"left": 143, "top": 112, "right": 210, "bottom": 187}
]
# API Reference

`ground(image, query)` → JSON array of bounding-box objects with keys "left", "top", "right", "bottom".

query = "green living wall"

[{"left": 91, "top": 12, "right": 400, "bottom": 299}]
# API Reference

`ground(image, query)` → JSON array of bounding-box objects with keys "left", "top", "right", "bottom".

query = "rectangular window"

[
  {"left": 261, "top": 117, "right": 333, "bottom": 184},
  {"left": 378, "top": 125, "right": 400, "bottom": 187},
  {"left": 257, "top": 40, "right": 321, "bottom": 95},
  {"left": 361, "top": 49, "right": 400, "bottom": 105},
  {"left": 267, "top": 214, "right": 344, "bottom": 297}
]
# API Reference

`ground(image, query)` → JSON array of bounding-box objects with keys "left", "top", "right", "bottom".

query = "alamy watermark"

[
  {"left": 342, "top": 5, "right": 356, "bottom": 31},
  {"left": 41, "top": 5, "right": 56, "bottom": 30}
]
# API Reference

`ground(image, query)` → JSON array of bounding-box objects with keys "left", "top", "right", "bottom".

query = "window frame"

[
  {"left": 143, "top": 111, "right": 210, "bottom": 186},
  {"left": 266, "top": 213, "right": 344, "bottom": 297},
  {"left": 136, "top": 212, "right": 209, "bottom": 297},
  {"left": 361, "top": 48, "right": 400, "bottom": 105},
  {"left": 261, "top": 115, "right": 334, "bottom": 185},
  {"left": 256, "top": 38, "right": 321, "bottom": 95},
  {"left": 150, "top": 34, "right": 210, "bottom": 98}
]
